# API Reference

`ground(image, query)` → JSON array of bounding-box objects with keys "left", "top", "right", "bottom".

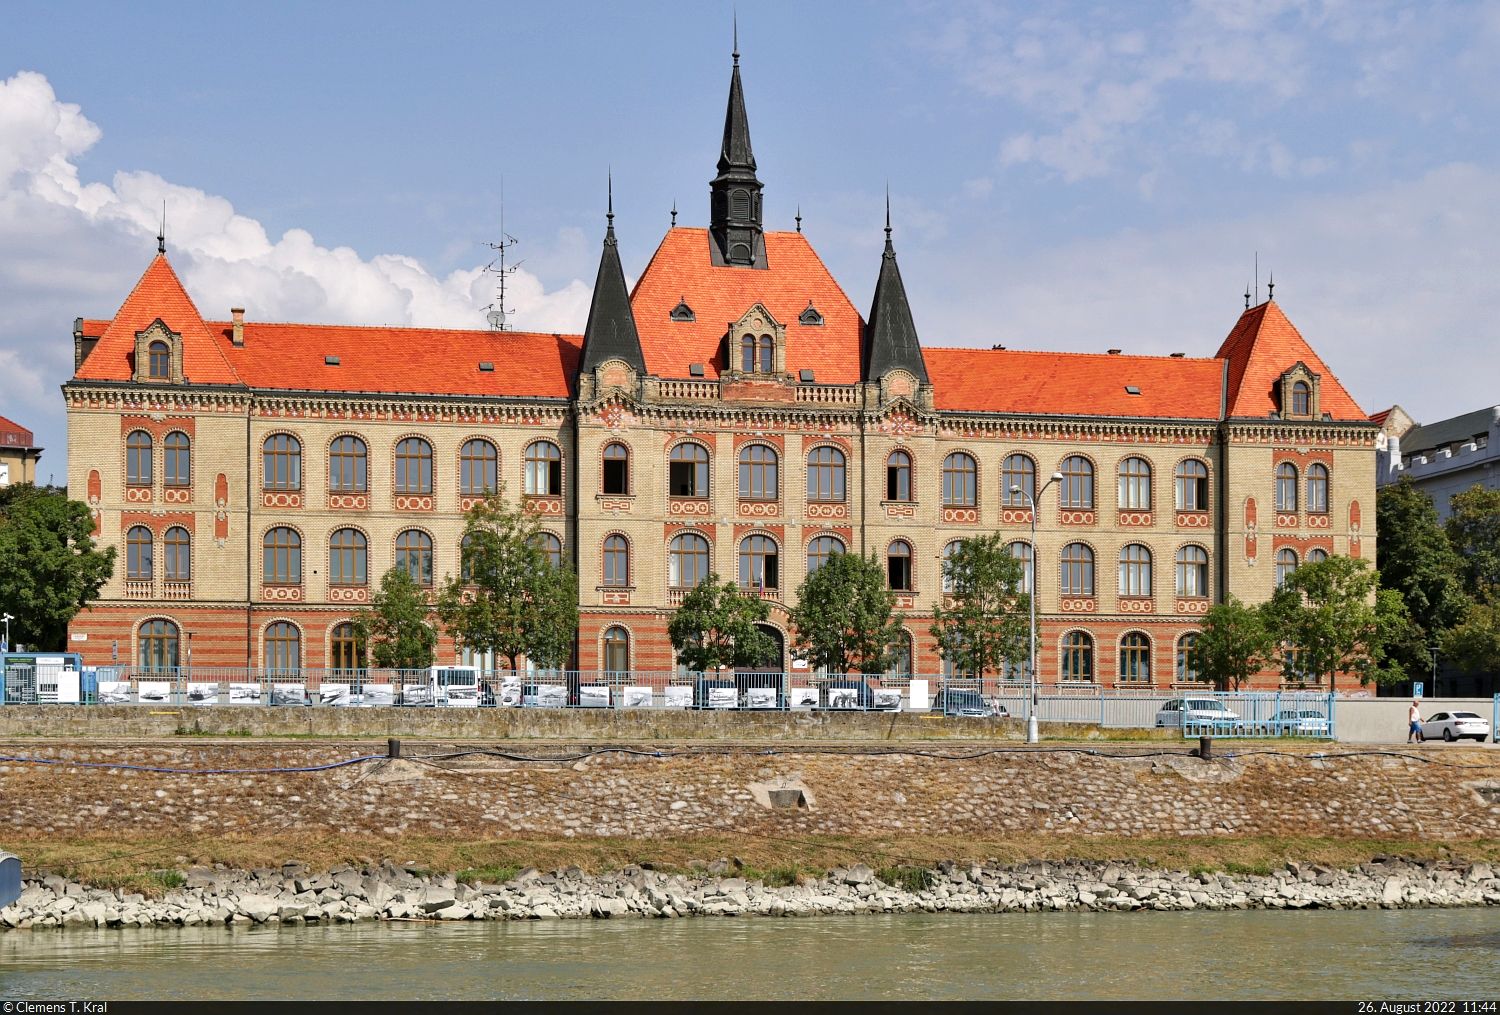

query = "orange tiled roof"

[
  {"left": 925, "top": 348, "right": 1225, "bottom": 419},
  {"left": 0, "top": 413, "right": 37, "bottom": 447},
  {"left": 1215, "top": 301, "right": 1366, "bottom": 421},
  {"left": 1368, "top": 408, "right": 1392, "bottom": 426},
  {"left": 629, "top": 227, "right": 864, "bottom": 382}
]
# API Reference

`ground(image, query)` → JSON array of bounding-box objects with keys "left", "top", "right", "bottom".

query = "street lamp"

[
  {"left": 1013, "top": 473, "right": 1063, "bottom": 745},
  {"left": 1, "top": 613, "right": 11, "bottom": 655}
]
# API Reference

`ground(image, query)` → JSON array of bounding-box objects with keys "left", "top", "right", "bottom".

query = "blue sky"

[{"left": 3, "top": 1, "right": 1500, "bottom": 466}]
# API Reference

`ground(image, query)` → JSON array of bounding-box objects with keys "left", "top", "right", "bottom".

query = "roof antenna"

[
  {"left": 1255, "top": 251, "right": 1259, "bottom": 305},
  {"left": 157, "top": 201, "right": 166, "bottom": 255},
  {"left": 884, "top": 187, "right": 893, "bottom": 247},
  {"left": 733, "top": 10, "right": 739, "bottom": 64},
  {"left": 607, "top": 168, "right": 614, "bottom": 229},
  {"left": 671, "top": 199, "right": 677, "bottom": 228},
  {"left": 481, "top": 176, "right": 522, "bottom": 331},
  {"left": 795, "top": 205, "right": 802, "bottom": 233},
  {"left": 1266, "top": 271, "right": 1275, "bottom": 302}
]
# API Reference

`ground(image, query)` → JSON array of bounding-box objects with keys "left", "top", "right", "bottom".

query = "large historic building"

[{"left": 61, "top": 53, "right": 1377, "bottom": 687}]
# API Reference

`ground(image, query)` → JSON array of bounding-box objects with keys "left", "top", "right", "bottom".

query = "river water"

[{"left": 1, "top": 909, "right": 1497, "bottom": 1000}]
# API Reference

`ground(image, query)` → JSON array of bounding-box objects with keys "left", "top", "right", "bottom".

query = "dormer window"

[
  {"left": 670, "top": 298, "right": 695, "bottom": 322},
  {"left": 1277, "top": 363, "right": 1321, "bottom": 419},
  {"left": 741, "top": 333, "right": 773, "bottom": 373},
  {"left": 799, "top": 302, "right": 824, "bottom": 326},
  {"left": 1292, "top": 381, "right": 1310, "bottom": 415},
  {"left": 726, "top": 304, "right": 786, "bottom": 378},
  {"left": 148, "top": 341, "right": 171, "bottom": 378},
  {"left": 133, "top": 320, "right": 182, "bottom": 384}
]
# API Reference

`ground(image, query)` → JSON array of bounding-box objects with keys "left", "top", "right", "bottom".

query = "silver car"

[
  {"left": 1275, "top": 709, "right": 1330, "bottom": 735},
  {"left": 1155, "top": 698, "right": 1242, "bottom": 728}
]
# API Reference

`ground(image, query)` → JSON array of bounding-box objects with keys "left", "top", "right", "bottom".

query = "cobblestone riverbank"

[{"left": 3, "top": 853, "right": 1498, "bottom": 930}]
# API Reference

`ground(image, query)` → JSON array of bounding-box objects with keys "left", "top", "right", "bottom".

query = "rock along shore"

[{"left": 3, "top": 853, "right": 1498, "bottom": 930}]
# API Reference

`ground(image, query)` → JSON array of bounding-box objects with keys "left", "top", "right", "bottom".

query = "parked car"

[
  {"left": 1419, "top": 711, "right": 1491, "bottom": 743},
  {"left": 1274, "top": 709, "right": 1330, "bottom": 735},
  {"left": 1155, "top": 698, "right": 1242, "bottom": 728},
  {"left": 932, "top": 688, "right": 1008, "bottom": 718}
]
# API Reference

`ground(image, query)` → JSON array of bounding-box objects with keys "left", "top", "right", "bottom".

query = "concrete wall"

[{"left": 1336, "top": 698, "right": 1496, "bottom": 745}]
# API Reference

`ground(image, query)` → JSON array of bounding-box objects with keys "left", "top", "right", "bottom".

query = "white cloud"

[{"left": 0, "top": 71, "right": 592, "bottom": 460}]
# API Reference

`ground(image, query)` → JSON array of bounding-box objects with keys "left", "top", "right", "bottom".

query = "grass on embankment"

[{"left": 11, "top": 832, "right": 1498, "bottom": 897}]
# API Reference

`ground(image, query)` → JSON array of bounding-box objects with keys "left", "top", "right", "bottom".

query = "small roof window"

[
  {"left": 479, "top": 362, "right": 494, "bottom": 372},
  {"left": 324, "top": 356, "right": 340, "bottom": 366},
  {"left": 670, "top": 298, "right": 695, "bottom": 323},
  {"left": 689, "top": 363, "right": 705, "bottom": 377},
  {"left": 799, "top": 301, "right": 824, "bottom": 326},
  {"left": 799, "top": 369, "right": 815, "bottom": 383},
  {"left": 1124, "top": 385, "right": 1141, "bottom": 395}
]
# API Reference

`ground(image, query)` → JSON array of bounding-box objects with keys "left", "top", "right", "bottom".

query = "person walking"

[{"left": 1408, "top": 701, "right": 1424, "bottom": 743}]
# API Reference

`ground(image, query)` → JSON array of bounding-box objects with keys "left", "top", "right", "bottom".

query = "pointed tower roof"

[
  {"left": 578, "top": 186, "right": 646, "bottom": 377},
  {"left": 717, "top": 46, "right": 756, "bottom": 176},
  {"left": 74, "top": 253, "right": 241, "bottom": 384},
  {"left": 862, "top": 206, "right": 929, "bottom": 384},
  {"left": 1215, "top": 300, "right": 1365, "bottom": 420}
]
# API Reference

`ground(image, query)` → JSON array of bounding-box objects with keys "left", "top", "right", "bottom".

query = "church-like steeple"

[
  {"left": 579, "top": 180, "right": 646, "bottom": 376},
  {"left": 863, "top": 200, "right": 929, "bottom": 384},
  {"left": 708, "top": 37, "right": 766, "bottom": 269}
]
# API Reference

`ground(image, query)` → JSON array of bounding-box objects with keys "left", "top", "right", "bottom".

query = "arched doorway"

[{"left": 736, "top": 623, "right": 785, "bottom": 707}]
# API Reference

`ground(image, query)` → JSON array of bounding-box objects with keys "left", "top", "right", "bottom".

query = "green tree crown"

[
  {"left": 667, "top": 573, "right": 774, "bottom": 674},
  {"left": 0, "top": 483, "right": 116, "bottom": 650},
  {"left": 790, "top": 550, "right": 905, "bottom": 675},
  {"left": 929, "top": 534, "right": 1030, "bottom": 678},
  {"left": 352, "top": 566, "right": 437, "bottom": 670}
]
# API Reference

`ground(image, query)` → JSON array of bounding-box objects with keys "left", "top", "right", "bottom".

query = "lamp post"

[
  {"left": 1, "top": 613, "right": 11, "bottom": 655},
  {"left": 1013, "top": 473, "right": 1063, "bottom": 745}
]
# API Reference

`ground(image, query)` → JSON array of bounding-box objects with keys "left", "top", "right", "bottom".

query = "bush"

[{"left": 876, "top": 866, "right": 935, "bottom": 892}]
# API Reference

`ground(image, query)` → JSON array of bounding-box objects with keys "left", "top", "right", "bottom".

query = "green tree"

[
  {"left": 434, "top": 492, "right": 579, "bottom": 671},
  {"left": 1263, "top": 555, "right": 1403, "bottom": 689},
  {"left": 1446, "top": 484, "right": 1500, "bottom": 596},
  {"left": 929, "top": 533, "right": 1030, "bottom": 677},
  {"left": 790, "top": 550, "right": 904, "bottom": 675},
  {"left": 0, "top": 483, "right": 116, "bottom": 650},
  {"left": 1376, "top": 475, "right": 1470, "bottom": 676},
  {"left": 1440, "top": 590, "right": 1500, "bottom": 676},
  {"left": 1194, "top": 594, "right": 1275, "bottom": 690},
  {"left": 352, "top": 566, "right": 437, "bottom": 670},
  {"left": 667, "top": 573, "right": 774, "bottom": 674}
]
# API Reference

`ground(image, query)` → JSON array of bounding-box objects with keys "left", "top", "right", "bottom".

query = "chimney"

[{"left": 231, "top": 308, "right": 245, "bottom": 347}]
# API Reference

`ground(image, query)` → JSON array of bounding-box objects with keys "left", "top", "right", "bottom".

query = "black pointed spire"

[
  {"left": 1267, "top": 272, "right": 1275, "bottom": 301},
  {"left": 863, "top": 199, "right": 929, "bottom": 385},
  {"left": 579, "top": 179, "right": 646, "bottom": 377},
  {"left": 671, "top": 199, "right": 677, "bottom": 228},
  {"left": 158, "top": 201, "right": 166, "bottom": 255},
  {"left": 795, "top": 205, "right": 801, "bottom": 233},
  {"left": 709, "top": 32, "right": 766, "bottom": 268}
]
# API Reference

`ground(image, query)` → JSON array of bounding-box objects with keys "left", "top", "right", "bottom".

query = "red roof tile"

[
  {"left": 1215, "top": 301, "right": 1365, "bottom": 421},
  {"left": 0, "top": 414, "right": 37, "bottom": 448},
  {"left": 1368, "top": 408, "right": 1392, "bottom": 427},
  {"left": 629, "top": 228, "right": 865, "bottom": 383},
  {"left": 74, "top": 255, "right": 241, "bottom": 386},
  {"left": 925, "top": 348, "right": 1225, "bottom": 419}
]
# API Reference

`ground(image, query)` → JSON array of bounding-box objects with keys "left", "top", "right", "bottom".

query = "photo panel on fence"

[
  {"left": 907, "top": 679, "right": 929, "bottom": 710},
  {"left": 828, "top": 687, "right": 860, "bottom": 709},
  {"left": 663, "top": 686, "right": 692, "bottom": 709},
  {"left": 707, "top": 686, "right": 737, "bottom": 709},
  {"left": 319, "top": 683, "right": 351, "bottom": 706},
  {"left": 498, "top": 676, "right": 522, "bottom": 707},
  {"left": 747, "top": 687, "right": 777, "bottom": 709},
  {"left": 873, "top": 688, "right": 902, "bottom": 711},
  {"left": 442, "top": 684, "right": 479, "bottom": 707},
  {"left": 402, "top": 683, "right": 434, "bottom": 706},
  {"left": 621, "top": 686, "right": 653, "bottom": 708},
  {"left": 578, "top": 685, "right": 611, "bottom": 708},
  {"left": 186, "top": 683, "right": 218, "bottom": 706},
  {"left": 535, "top": 685, "right": 567, "bottom": 708},
  {"left": 360, "top": 684, "right": 394, "bottom": 707},
  {"left": 790, "top": 687, "right": 819, "bottom": 709},
  {"left": 136, "top": 681, "right": 171, "bottom": 704},
  {"left": 228, "top": 683, "right": 262, "bottom": 705},
  {"left": 96, "top": 681, "right": 131, "bottom": 704},
  {"left": 271, "top": 684, "right": 307, "bottom": 706}
]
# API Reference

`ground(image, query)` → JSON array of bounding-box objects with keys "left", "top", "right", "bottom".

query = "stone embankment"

[{"left": 4, "top": 854, "right": 1498, "bottom": 930}]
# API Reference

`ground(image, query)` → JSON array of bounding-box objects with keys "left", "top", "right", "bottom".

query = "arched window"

[
  {"left": 1061, "top": 543, "right": 1095, "bottom": 596},
  {"left": 1003, "top": 454, "right": 1035, "bottom": 507},
  {"left": 1292, "top": 381, "right": 1310, "bottom": 416},
  {"left": 163, "top": 432, "right": 191, "bottom": 488},
  {"left": 887, "top": 630, "right": 913, "bottom": 677},
  {"left": 138, "top": 619, "right": 178, "bottom": 669},
  {"left": 807, "top": 446, "right": 846, "bottom": 502},
  {"left": 329, "top": 528, "right": 367, "bottom": 585},
  {"left": 265, "top": 621, "right": 300, "bottom": 672},
  {"left": 1008, "top": 541, "right": 1033, "bottom": 593},
  {"left": 943, "top": 453, "right": 977, "bottom": 507},
  {"left": 759, "top": 336, "right": 773, "bottom": 372},
  {"left": 887, "top": 540, "right": 913, "bottom": 591},
  {"left": 126, "top": 526, "right": 153, "bottom": 580},
  {"left": 1118, "top": 544, "right": 1152, "bottom": 597},
  {"left": 740, "top": 334, "right": 774, "bottom": 373},
  {"left": 1061, "top": 631, "right": 1093, "bottom": 682},
  {"left": 1308, "top": 548, "right": 1329, "bottom": 564},
  {"left": 941, "top": 540, "right": 961, "bottom": 593},
  {"left": 1176, "top": 545, "right": 1209, "bottom": 598},
  {"left": 460, "top": 439, "right": 498, "bottom": 495},
  {"left": 806, "top": 535, "right": 844, "bottom": 574},
  {"left": 460, "top": 534, "right": 475, "bottom": 583},
  {"left": 1177, "top": 632, "right": 1203, "bottom": 682},
  {"left": 163, "top": 526, "right": 191, "bottom": 582},
  {"left": 669, "top": 443, "right": 709, "bottom": 498},
  {"left": 1118, "top": 457, "right": 1152, "bottom": 510},
  {"left": 394, "top": 530, "right": 433, "bottom": 586},
  {"left": 886, "top": 451, "right": 912, "bottom": 502},
  {"left": 1059, "top": 456, "right": 1092, "bottom": 509},
  {"left": 263, "top": 527, "right": 302, "bottom": 585},
  {"left": 1276, "top": 547, "right": 1298, "bottom": 587},
  {"left": 534, "top": 532, "right": 562, "bottom": 569},
  {"left": 263, "top": 435, "right": 301, "bottom": 491},
  {"left": 739, "top": 444, "right": 778, "bottom": 500},
  {"left": 669, "top": 533, "right": 710, "bottom": 588},
  {"left": 1119, "top": 632, "right": 1151, "bottom": 681},
  {"left": 148, "top": 340, "right": 170, "bottom": 378},
  {"left": 1276, "top": 463, "right": 1298, "bottom": 512},
  {"left": 1307, "top": 463, "right": 1329, "bottom": 513},
  {"left": 330, "top": 622, "right": 363, "bottom": 671},
  {"left": 603, "top": 535, "right": 629, "bottom": 586},
  {"left": 602, "top": 443, "right": 629, "bottom": 495},
  {"left": 330, "top": 437, "right": 367, "bottom": 493},
  {"left": 126, "top": 431, "right": 153, "bottom": 485},
  {"left": 739, "top": 534, "right": 779, "bottom": 590},
  {"left": 396, "top": 438, "right": 433, "bottom": 495},
  {"left": 1175, "top": 459, "right": 1208, "bottom": 511},
  {"left": 604, "top": 627, "right": 629, "bottom": 673}
]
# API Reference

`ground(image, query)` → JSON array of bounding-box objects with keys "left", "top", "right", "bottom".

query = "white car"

[
  {"left": 1419, "top": 711, "right": 1491, "bottom": 743},
  {"left": 1275, "top": 709, "right": 1330, "bottom": 735},
  {"left": 1155, "top": 698, "right": 1242, "bottom": 728}
]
